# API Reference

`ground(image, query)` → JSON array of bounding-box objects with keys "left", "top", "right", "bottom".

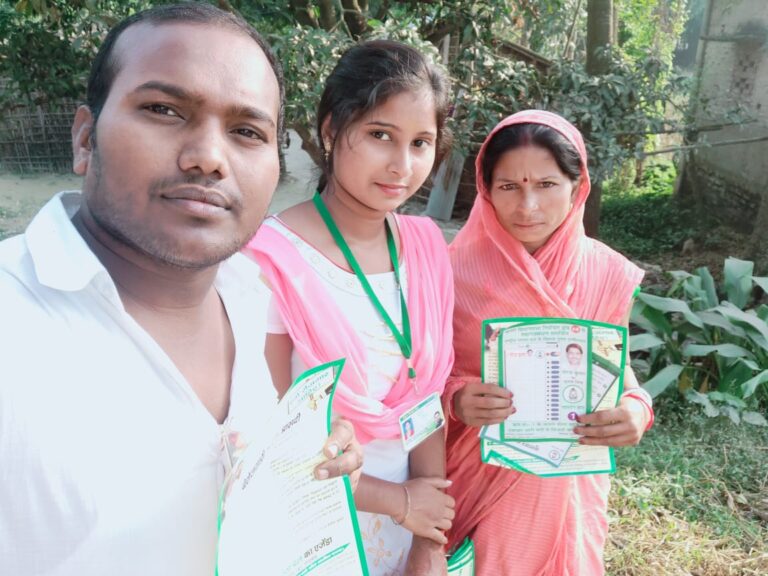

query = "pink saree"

[
  {"left": 245, "top": 214, "right": 454, "bottom": 444},
  {"left": 444, "top": 110, "right": 644, "bottom": 575}
]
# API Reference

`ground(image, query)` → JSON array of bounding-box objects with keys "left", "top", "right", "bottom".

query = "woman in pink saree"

[{"left": 444, "top": 110, "right": 654, "bottom": 575}]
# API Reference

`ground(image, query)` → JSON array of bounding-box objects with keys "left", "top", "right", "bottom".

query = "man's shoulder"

[{"left": 0, "top": 234, "right": 37, "bottom": 303}]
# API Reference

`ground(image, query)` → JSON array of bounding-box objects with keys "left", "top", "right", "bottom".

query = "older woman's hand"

[
  {"left": 454, "top": 378, "right": 515, "bottom": 427},
  {"left": 313, "top": 417, "right": 363, "bottom": 491},
  {"left": 573, "top": 395, "right": 650, "bottom": 447}
]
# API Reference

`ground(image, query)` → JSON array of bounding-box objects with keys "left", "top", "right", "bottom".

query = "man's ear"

[{"left": 72, "top": 106, "right": 95, "bottom": 176}]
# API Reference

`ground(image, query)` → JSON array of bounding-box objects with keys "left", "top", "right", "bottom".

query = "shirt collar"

[{"left": 26, "top": 191, "right": 111, "bottom": 292}]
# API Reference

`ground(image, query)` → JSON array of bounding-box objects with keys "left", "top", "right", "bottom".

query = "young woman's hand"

[
  {"left": 573, "top": 395, "right": 649, "bottom": 447},
  {"left": 395, "top": 477, "right": 455, "bottom": 544},
  {"left": 453, "top": 378, "right": 515, "bottom": 427},
  {"left": 313, "top": 417, "right": 363, "bottom": 490}
]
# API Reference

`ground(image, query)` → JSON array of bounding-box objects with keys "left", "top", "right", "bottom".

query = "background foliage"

[{"left": 0, "top": 0, "right": 692, "bottom": 184}]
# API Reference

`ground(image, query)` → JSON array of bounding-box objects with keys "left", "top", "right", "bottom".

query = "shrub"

[
  {"left": 600, "top": 162, "right": 697, "bottom": 258},
  {"left": 631, "top": 257, "right": 768, "bottom": 425}
]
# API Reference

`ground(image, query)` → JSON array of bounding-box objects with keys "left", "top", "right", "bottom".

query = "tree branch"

[
  {"left": 291, "top": 124, "right": 325, "bottom": 169},
  {"left": 341, "top": 0, "right": 369, "bottom": 39},
  {"left": 643, "top": 134, "right": 768, "bottom": 156},
  {"left": 290, "top": 0, "right": 319, "bottom": 27}
]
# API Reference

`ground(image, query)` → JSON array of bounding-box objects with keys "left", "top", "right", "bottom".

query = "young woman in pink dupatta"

[
  {"left": 245, "top": 41, "right": 456, "bottom": 576},
  {"left": 444, "top": 110, "right": 654, "bottom": 575}
]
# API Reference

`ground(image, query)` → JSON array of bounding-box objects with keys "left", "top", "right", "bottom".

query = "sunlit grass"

[{"left": 606, "top": 399, "right": 768, "bottom": 575}]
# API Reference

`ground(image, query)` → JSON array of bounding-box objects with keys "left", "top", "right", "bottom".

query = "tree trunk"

[
  {"left": 292, "top": 124, "right": 325, "bottom": 170},
  {"left": 584, "top": 0, "right": 614, "bottom": 238},
  {"left": 341, "top": 0, "right": 369, "bottom": 38},
  {"left": 318, "top": 0, "right": 338, "bottom": 31},
  {"left": 749, "top": 184, "right": 768, "bottom": 274},
  {"left": 289, "top": 0, "right": 319, "bottom": 27}
]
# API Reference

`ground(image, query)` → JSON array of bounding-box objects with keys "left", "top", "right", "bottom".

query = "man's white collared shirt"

[{"left": 0, "top": 192, "right": 277, "bottom": 575}]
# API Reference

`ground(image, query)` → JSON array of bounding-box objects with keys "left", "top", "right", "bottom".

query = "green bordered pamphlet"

[
  {"left": 480, "top": 318, "right": 627, "bottom": 477},
  {"left": 447, "top": 538, "right": 475, "bottom": 576},
  {"left": 216, "top": 359, "right": 369, "bottom": 576}
]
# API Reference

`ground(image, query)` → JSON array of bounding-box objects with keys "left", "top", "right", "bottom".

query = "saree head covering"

[
  {"left": 444, "top": 110, "right": 644, "bottom": 575},
  {"left": 247, "top": 215, "right": 454, "bottom": 445}
]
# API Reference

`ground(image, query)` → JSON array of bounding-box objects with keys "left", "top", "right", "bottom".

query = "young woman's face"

[
  {"left": 327, "top": 89, "right": 438, "bottom": 213},
  {"left": 488, "top": 145, "right": 578, "bottom": 253}
]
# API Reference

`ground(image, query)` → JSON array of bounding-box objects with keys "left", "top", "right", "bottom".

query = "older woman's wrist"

[{"left": 622, "top": 388, "right": 654, "bottom": 431}]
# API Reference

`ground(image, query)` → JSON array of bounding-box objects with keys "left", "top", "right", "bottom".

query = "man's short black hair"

[{"left": 86, "top": 2, "right": 285, "bottom": 134}]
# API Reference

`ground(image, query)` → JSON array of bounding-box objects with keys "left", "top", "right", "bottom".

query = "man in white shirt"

[{"left": 0, "top": 4, "right": 361, "bottom": 575}]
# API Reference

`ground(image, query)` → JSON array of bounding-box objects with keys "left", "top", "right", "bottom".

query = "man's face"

[{"left": 73, "top": 23, "right": 281, "bottom": 268}]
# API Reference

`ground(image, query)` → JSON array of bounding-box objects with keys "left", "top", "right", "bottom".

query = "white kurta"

[
  {"left": 0, "top": 192, "right": 277, "bottom": 576},
  {"left": 265, "top": 217, "right": 413, "bottom": 575}
]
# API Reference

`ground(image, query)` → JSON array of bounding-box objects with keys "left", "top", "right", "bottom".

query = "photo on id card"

[{"left": 399, "top": 392, "right": 445, "bottom": 452}]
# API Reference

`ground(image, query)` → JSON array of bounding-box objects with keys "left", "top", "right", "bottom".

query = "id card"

[{"left": 399, "top": 392, "right": 445, "bottom": 452}]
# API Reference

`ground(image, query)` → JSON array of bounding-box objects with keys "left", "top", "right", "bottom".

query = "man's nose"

[{"left": 178, "top": 120, "right": 229, "bottom": 179}]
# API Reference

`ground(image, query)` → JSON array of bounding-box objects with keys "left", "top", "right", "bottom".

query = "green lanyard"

[{"left": 313, "top": 193, "right": 416, "bottom": 380}]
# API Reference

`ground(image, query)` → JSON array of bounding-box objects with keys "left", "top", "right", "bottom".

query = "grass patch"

[
  {"left": 606, "top": 399, "right": 768, "bottom": 575},
  {"left": 600, "top": 163, "right": 699, "bottom": 259}
]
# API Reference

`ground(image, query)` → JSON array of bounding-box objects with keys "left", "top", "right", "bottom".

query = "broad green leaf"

[
  {"left": 630, "top": 333, "right": 665, "bottom": 352},
  {"left": 682, "top": 343, "right": 752, "bottom": 359},
  {"left": 696, "top": 266, "right": 718, "bottom": 308},
  {"left": 708, "top": 391, "right": 747, "bottom": 408},
  {"left": 631, "top": 358, "right": 650, "bottom": 374},
  {"left": 642, "top": 364, "right": 684, "bottom": 398},
  {"left": 723, "top": 405, "right": 741, "bottom": 425},
  {"left": 637, "top": 293, "right": 703, "bottom": 328},
  {"left": 632, "top": 301, "right": 673, "bottom": 336},
  {"left": 714, "top": 303, "right": 768, "bottom": 348},
  {"left": 738, "top": 358, "right": 760, "bottom": 371},
  {"left": 741, "top": 370, "right": 768, "bottom": 398},
  {"left": 742, "top": 411, "right": 768, "bottom": 426},
  {"left": 757, "top": 304, "right": 768, "bottom": 322},
  {"left": 686, "top": 389, "right": 720, "bottom": 417},
  {"left": 752, "top": 276, "right": 768, "bottom": 294},
  {"left": 720, "top": 359, "right": 758, "bottom": 395},
  {"left": 723, "top": 257, "right": 754, "bottom": 309},
  {"left": 696, "top": 311, "right": 747, "bottom": 338}
]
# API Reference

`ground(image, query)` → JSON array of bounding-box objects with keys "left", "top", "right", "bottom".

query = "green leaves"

[
  {"left": 681, "top": 343, "right": 752, "bottom": 359},
  {"left": 637, "top": 292, "right": 703, "bottom": 328},
  {"left": 642, "top": 364, "right": 684, "bottom": 397},
  {"left": 630, "top": 332, "right": 665, "bottom": 352},
  {"left": 631, "top": 258, "right": 768, "bottom": 425},
  {"left": 723, "top": 258, "right": 754, "bottom": 310}
]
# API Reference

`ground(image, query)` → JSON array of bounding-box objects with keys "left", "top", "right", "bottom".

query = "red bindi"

[{"left": 523, "top": 177, "right": 528, "bottom": 183}]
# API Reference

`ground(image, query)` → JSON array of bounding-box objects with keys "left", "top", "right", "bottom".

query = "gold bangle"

[{"left": 392, "top": 484, "right": 411, "bottom": 525}]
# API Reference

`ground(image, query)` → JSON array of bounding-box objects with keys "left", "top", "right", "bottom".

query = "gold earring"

[{"left": 323, "top": 139, "right": 331, "bottom": 162}]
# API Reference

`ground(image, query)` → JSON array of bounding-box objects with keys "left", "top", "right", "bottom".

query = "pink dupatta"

[
  {"left": 246, "top": 214, "right": 454, "bottom": 445},
  {"left": 444, "top": 111, "right": 644, "bottom": 573}
]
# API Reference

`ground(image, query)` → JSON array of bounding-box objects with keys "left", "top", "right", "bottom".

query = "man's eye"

[
  {"left": 145, "top": 104, "right": 179, "bottom": 117},
  {"left": 234, "top": 128, "right": 265, "bottom": 141}
]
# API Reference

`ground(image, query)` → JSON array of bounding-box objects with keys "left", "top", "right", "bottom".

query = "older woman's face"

[{"left": 488, "top": 145, "right": 577, "bottom": 254}]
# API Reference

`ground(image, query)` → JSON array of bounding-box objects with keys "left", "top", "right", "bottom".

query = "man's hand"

[
  {"left": 313, "top": 417, "right": 363, "bottom": 491},
  {"left": 405, "top": 536, "right": 447, "bottom": 576},
  {"left": 454, "top": 378, "right": 515, "bottom": 427},
  {"left": 574, "top": 396, "right": 649, "bottom": 447}
]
